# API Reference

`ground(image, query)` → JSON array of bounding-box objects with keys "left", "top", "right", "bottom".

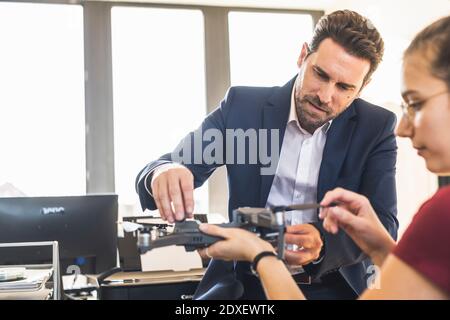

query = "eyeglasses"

[{"left": 401, "top": 90, "right": 449, "bottom": 121}]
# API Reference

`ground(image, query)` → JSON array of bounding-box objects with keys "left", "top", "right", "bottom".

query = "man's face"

[{"left": 295, "top": 38, "right": 371, "bottom": 133}]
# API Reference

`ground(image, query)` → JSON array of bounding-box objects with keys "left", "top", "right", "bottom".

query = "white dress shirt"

[{"left": 265, "top": 85, "right": 331, "bottom": 225}]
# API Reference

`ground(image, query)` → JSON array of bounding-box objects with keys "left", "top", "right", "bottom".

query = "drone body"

[{"left": 123, "top": 202, "right": 335, "bottom": 259}]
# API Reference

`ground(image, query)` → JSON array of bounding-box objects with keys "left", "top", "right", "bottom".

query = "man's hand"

[
  {"left": 284, "top": 224, "right": 323, "bottom": 266},
  {"left": 150, "top": 163, "right": 194, "bottom": 223}
]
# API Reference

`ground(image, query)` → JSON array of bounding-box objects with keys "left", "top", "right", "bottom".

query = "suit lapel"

[
  {"left": 317, "top": 102, "right": 357, "bottom": 201},
  {"left": 259, "top": 77, "right": 295, "bottom": 207}
]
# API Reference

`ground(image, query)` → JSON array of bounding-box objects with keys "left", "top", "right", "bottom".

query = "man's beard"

[{"left": 295, "top": 94, "right": 335, "bottom": 134}]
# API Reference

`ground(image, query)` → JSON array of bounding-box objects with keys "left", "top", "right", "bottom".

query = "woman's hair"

[{"left": 405, "top": 15, "right": 450, "bottom": 87}]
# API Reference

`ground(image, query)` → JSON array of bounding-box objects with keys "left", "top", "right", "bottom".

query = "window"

[
  {"left": 0, "top": 2, "right": 85, "bottom": 197},
  {"left": 229, "top": 11, "right": 314, "bottom": 87},
  {"left": 111, "top": 7, "right": 208, "bottom": 216}
]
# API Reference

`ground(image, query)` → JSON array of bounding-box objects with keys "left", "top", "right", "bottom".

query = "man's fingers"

[
  {"left": 180, "top": 176, "right": 194, "bottom": 218},
  {"left": 153, "top": 180, "right": 169, "bottom": 221},
  {"left": 157, "top": 182, "right": 175, "bottom": 223},
  {"left": 286, "top": 224, "right": 312, "bottom": 235},
  {"left": 152, "top": 181, "right": 164, "bottom": 220},
  {"left": 167, "top": 174, "right": 185, "bottom": 221},
  {"left": 284, "top": 248, "right": 318, "bottom": 266},
  {"left": 152, "top": 167, "right": 195, "bottom": 221},
  {"left": 284, "top": 234, "right": 319, "bottom": 249}
]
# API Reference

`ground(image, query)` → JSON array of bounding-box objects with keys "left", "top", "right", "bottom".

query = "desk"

[{"left": 98, "top": 268, "right": 205, "bottom": 300}]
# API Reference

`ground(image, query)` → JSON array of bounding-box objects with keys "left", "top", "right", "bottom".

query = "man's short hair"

[{"left": 309, "top": 10, "right": 384, "bottom": 84}]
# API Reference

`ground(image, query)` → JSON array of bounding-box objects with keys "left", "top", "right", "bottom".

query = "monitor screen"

[{"left": 0, "top": 194, "right": 118, "bottom": 275}]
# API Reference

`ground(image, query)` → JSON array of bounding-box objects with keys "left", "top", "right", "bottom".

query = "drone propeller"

[{"left": 121, "top": 221, "right": 144, "bottom": 233}]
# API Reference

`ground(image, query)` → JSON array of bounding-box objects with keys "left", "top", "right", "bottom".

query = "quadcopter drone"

[{"left": 122, "top": 202, "right": 337, "bottom": 260}]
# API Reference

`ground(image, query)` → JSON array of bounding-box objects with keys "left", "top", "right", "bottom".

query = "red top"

[{"left": 393, "top": 186, "right": 450, "bottom": 295}]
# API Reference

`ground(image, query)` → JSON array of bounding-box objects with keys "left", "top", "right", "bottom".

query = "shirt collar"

[{"left": 289, "top": 85, "right": 332, "bottom": 135}]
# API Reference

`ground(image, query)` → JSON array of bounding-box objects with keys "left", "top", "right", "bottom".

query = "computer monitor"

[{"left": 0, "top": 194, "right": 118, "bottom": 275}]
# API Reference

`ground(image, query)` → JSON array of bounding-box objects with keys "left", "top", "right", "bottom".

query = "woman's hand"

[
  {"left": 320, "top": 188, "right": 396, "bottom": 266},
  {"left": 198, "top": 224, "right": 308, "bottom": 300},
  {"left": 197, "top": 224, "right": 275, "bottom": 262}
]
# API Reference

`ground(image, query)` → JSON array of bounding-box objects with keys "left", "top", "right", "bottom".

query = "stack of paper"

[{"left": 0, "top": 268, "right": 52, "bottom": 292}]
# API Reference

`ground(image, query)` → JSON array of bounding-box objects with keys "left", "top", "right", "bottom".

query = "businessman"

[{"left": 136, "top": 10, "right": 398, "bottom": 299}]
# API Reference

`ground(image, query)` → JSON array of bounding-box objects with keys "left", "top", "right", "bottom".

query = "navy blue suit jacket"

[{"left": 136, "top": 77, "right": 399, "bottom": 298}]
